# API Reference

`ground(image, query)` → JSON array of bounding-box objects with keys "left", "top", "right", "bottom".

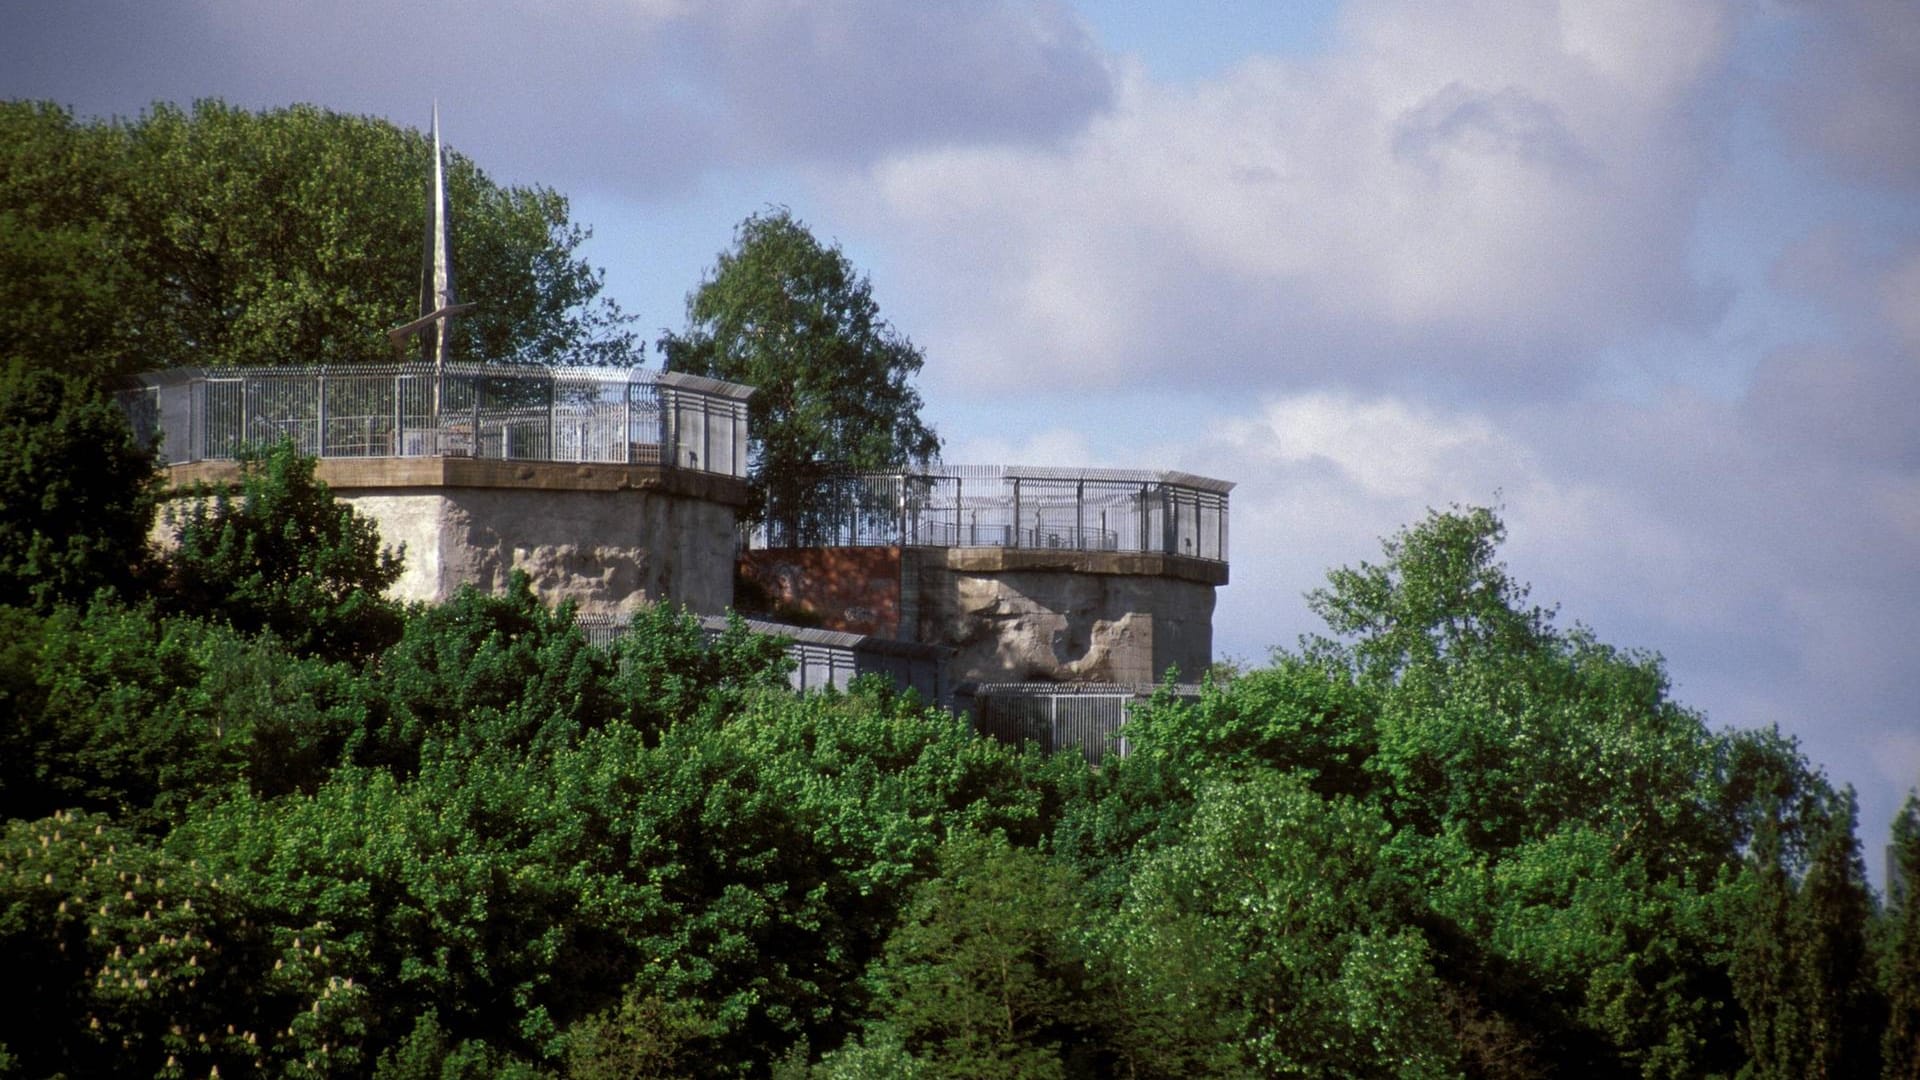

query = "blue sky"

[{"left": 6, "top": 0, "right": 1918, "bottom": 880}]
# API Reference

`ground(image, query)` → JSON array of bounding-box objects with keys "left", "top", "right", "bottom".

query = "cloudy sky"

[{"left": 7, "top": 0, "right": 1918, "bottom": 876}]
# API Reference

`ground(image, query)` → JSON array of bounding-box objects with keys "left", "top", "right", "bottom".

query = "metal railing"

[
  {"left": 117, "top": 364, "right": 755, "bottom": 479},
  {"left": 748, "top": 464, "right": 1232, "bottom": 562},
  {"left": 965, "top": 682, "right": 1204, "bottom": 765}
]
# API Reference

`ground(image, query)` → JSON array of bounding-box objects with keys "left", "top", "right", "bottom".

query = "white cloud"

[
  {"left": 0, "top": 0, "right": 1114, "bottom": 195},
  {"left": 845, "top": 0, "right": 1736, "bottom": 399},
  {"left": 1245, "top": 391, "right": 1518, "bottom": 500}
]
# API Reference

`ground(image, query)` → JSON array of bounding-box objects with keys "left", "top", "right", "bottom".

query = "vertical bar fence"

[
  {"left": 749, "top": 465, "right": 1232, "bottom": 563},
  {"left": 118, "top": 365, "right": 751, "bottom": 479}
]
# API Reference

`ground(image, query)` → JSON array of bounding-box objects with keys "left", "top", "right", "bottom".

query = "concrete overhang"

[{"left": 925, "top": 545, "right": 1229, "bottom": 586}]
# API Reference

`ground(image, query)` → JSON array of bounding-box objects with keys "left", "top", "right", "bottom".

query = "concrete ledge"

[
  {"left": 162, "top": 456, "right": 753, "bottom": 507},
  {"left": 926, "top": 545, "right": 1229, "bottom": 586}
]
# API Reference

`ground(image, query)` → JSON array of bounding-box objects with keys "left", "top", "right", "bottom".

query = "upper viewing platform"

[
  {"left": 118, "top": 364, "right": 756, "bottom": 480},
  {"left": 750, "top": 465, "right": 1233, "bottom": 565}
]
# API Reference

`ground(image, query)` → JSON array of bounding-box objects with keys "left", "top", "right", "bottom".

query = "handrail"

[
  {"left": 117, "top": 364, "right": 755, "bottom": 479},
  {"left": 745, "top": 465, "right": 1232, "bottom": 562}
]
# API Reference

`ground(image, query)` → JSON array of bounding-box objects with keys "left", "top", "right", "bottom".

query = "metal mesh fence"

[
  {"left": 121, "top": 365, "right": 750, "bottom": 478},
  {"left": 967, "top": 682, "right": 1204, "bottom": 765},
  {"left": 751, "top": 465, "right": 1231, "bottom": 562}
]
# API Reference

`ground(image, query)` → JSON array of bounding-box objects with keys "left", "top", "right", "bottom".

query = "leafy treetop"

[
  {"left": 0, "top": 98, "right": 637, "bottom": 379},
  {"left": 660, "top": 207, "right": 940, "bottom": 544}
]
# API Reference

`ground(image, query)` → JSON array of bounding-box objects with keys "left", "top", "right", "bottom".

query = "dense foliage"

[
  {"left": 164, "top": 441, "right": 405, "bottom": 662},
  {"left": 0, "top": 360, "right": 158, "bottom": 610},
  {"left": 1, "top": 397, "right": 1913, "bottom": 1076},
  {"left": 0, "top": 99, "right": 637, "bottom": 378},
  {"left": 659, "top": 208, "right": 941, "bottom": 544}
]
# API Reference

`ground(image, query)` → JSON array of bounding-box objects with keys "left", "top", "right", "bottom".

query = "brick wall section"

[{"left": 736, "top": 546, "right": 904, "bottom": 637}]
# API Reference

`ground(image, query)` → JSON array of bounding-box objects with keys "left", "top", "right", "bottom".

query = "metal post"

[
  {"left": 664, "top": 387, "right": 677, "bottom": 469},
  {"left": 315, "top": 372, "right": 326, "bottom": 457},
  {"left": 1011, "top": 477, "right": 1021, "bottom": 548},
  {"left": 1075, "top": 480, "right": 1084, "bottom": 550}
]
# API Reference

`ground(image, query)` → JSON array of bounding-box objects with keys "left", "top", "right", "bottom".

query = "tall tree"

[
  {"left": 1732, "top": 785, "right": 1883, "bottom": 1078},
  {"left": 0, "top": 99, "right": 637, "bottom": 378},
  {"left": 1289, "top": 507, "right": 1743, "bottom": 1072},
  {"left": 1886, "top": 795, "right": 1920, "bottom": 1079},
  {"left": 659, "top": 208, "right": 940, "bottom": 544}
]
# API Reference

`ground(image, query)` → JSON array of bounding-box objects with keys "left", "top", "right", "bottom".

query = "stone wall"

[
  {"left": 904, "top": 548, "right": 1222, "bottom": 685},
  {"left": 737, "top": 544, "right": 1226, "bottom": 685},
  {"left": 160, "top": 457, "right": 748, "bottom": 617}
]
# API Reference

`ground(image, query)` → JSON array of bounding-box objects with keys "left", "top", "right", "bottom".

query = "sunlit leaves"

[
  {"left": 0, "top": 99, "right": 637, "bottom": 377},
  {"left": 660, "top": 207, "right": 940, "bottom": 542},
  {"left": 165, "top": 440, "right": 403, "bottom": 662},
  {"left": 1112, "top": 773, "right": 1458, "bottom": 1078}
]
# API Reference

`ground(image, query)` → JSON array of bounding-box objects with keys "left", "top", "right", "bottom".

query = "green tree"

[
  {"left": 0, "top": 809, "right": 378, "bottom": 1077},
  {"left": 608, "top": 602, "right": 795, "bottom": 738},
  {"left": 0, "top": 602, "right": 365, "bottom": 827},
  {"left": 364, "top": 574, "right": 613, "bottom": 773},
  {"left": 0, "top": 99, "right": 636, "bottom": 378},
  {"left": 1109, "top": 772, "right": 1459, "bottom": 1078},
  {"left": 0, "top": 360, "right": 158, "bottom": 609},
  {"left": 858, "top": 833, "right": 1102, "bottom": 1080},
  {"left": 1886, "top": 795, "right": 1920, "bottom": 1079},
  {"left": 164, "top": 439, "right": 404, "bottom": 660},
  {"left": 1308, "top": 506, "right": 1727, "bottom": 869},
  {"left": 1732, "top": 785, "right": 1883, "bottom": 1079},
  {"left": 660, "top": 207, "right": 940, "bottom": 544},
  {"left": 1258, "top": 507, "right": 1741, "bottom": 1074},
  {"left": 0, "top": 104, "right": 141, "bottom": 380},
  {"left": 1306, "top": 504, "right": 1551, "bottom": 687}
]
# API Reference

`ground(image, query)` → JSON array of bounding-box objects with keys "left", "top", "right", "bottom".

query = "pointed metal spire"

[
  {"left": 388, "top": 100, "right": 475, "bottom": 368},
  {"left": 420, "top": 100, "right": 455, "bottom": 364}
]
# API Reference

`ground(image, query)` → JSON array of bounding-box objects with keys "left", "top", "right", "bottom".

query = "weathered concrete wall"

[
  {"left": 339, "top": 487, "right": 737, "bottom": 616},
  {"left": 159, "top": 457, "right": 749, "bottom": 617},
  {"left": 737, "top": 546, "right": 903, "bottom": 636},
  {"left": 734, "top": 544, "right": 1224, "bottom": 684},
  {"left": 904, "top": 547, "right": 1220, "bottom": 684}
]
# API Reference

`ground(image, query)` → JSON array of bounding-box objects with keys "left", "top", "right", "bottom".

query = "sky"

[{"left": 5, "top": 0, "right": 1918, "bottom": 879}]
